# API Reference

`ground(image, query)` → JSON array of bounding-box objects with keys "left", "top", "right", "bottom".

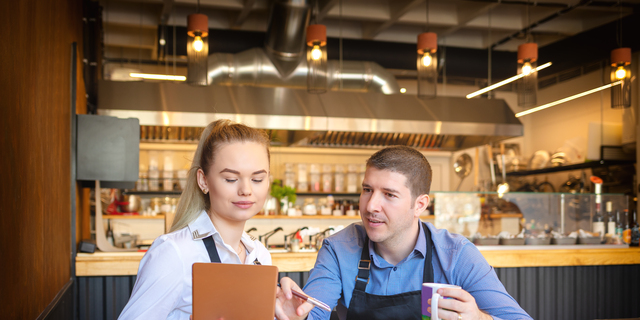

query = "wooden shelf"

[
  {"left": 506, "top": 160, "right": 634, "bottom": 176},
  {"left": 102, "top": 215, "right": 165, "bottom": 220},
  {"left": 296, "top": 192, "right": 360, "bottom": 197},
  {"left": 123, "top": 190, "right": 182, "bottom": 196},
  {"left": 252, "top": 215, "right": 363, "bottom": 219}
]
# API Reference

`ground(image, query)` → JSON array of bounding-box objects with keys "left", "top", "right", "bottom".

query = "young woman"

[{"left": 119, "top": 119, "right": 277, "bottom": 319}]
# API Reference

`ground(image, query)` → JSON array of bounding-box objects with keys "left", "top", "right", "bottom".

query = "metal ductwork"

[
  {"left": 98, "top": 0, "right": 523, "bottom": 151},
  {"left": 206, "top": 0, "right": 400, "bottom": 94}
]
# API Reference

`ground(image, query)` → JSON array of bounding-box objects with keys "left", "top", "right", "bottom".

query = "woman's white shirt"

[{"left": 118, "top": 210, "right": 271, "bottom": 320}]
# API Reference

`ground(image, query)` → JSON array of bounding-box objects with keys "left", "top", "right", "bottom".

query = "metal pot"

[{"left": 118, "top": 194, "right": 141, "bottom": 213}]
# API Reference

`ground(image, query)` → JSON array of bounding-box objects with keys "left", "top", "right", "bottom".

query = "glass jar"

[
  {"left": 334, "top": 164, "right": 345, "bottom": 193},
  {"left": 322, "top": 164, "right": 333, "bottom": 193}
]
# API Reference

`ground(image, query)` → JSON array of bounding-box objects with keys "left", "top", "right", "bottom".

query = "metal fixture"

[
  {"left": 610, "top": 47, "right": 631, "bottom": 109},
  {"left": 98, "top": 80, "right": 523, "bottom": 151},
  {"left": 186, "top": 0, "right": 208, "bottom": 86},
  {"left": 205, "top": 0, "right": 398, "bottom": 94},
  {"left": 417, "top": 0, "right": 437, "bottom": 99},
  {"left": 306, "top": 24, "right": 327, "bottom": 93},
  {"left": 284, "top": 226, "right": 308, "bottom": 251},
  {"left": 517, "top": 42, "right": 538, "bottom": 107},
  {"left": 259, "top": 227, "right": 283, "bottom": 249}
]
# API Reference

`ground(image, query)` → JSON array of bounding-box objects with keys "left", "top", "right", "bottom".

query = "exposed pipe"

[
  {"left": 206, "top": 0, "right": 400, "bottom": 94},
  {"left": 490, "top": 0, "right": 592, "bottom": 49}
]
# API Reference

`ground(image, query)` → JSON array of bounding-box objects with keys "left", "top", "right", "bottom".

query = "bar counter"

[{"left": 76, "top": 245, "right": 640, "bottom": 276}]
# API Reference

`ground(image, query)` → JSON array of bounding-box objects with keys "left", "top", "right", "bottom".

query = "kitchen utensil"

[
  {"left": 497, "top": 143, "right": 510, "bottom": 195},
  {"left": 453, "top": 153, "right": 473, "bottom": 191},
  {"left": 529, "top": 150, "right": 551, "bottom": 170},
  {"left": 487, "top": 145, "right": 496, "bottom": 189},
  {"left": 118, "top": 194, "right": 141, "bottom": 213}
]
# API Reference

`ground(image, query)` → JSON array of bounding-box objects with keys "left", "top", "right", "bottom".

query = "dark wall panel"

[
  {"left": 79, "top": 265, "right": 640, "bottom": 320},
  {"left": 0, "top": 0, "right": 82, "bottom": 318}
]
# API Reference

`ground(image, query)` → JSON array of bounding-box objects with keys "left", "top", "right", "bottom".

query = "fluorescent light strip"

[
  {"left": 129, "top": 73, "right": 186, "bottom": 81},
  {"left": 466, "top": 62, "right": 552, "bottom": 99},
  {"left": 515, "top": 81, "right": 622, "bottom": 118}
]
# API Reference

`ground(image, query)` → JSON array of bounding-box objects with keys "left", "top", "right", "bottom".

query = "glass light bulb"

[
  {"left": 193, "top": 36, "right": 203, "bottom": 52},
  {"left": 615, "top": 66, "right": 627, "bottom": 80},
  {"left": 521, "top": 62, "right": 532, "bottom": 75},
  {"left": 311, "top": 45, "right": 322, "bottom": 61},
  {"left": 421, "top": 53, "right": 432, "bottom": 67}
]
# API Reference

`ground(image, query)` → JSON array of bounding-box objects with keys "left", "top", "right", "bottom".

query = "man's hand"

[
  {"left": 427, "top": 287, "right": 493, "bottom": 320},
  {"left": 275, "top": 277, "right": 314, "bottom": 320}
]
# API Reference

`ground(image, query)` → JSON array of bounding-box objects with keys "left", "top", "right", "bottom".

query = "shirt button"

[{"left": 393, "top": 267, "right": 397, "bottom": 271}]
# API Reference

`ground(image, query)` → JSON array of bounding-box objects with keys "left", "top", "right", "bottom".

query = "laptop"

[{"left": 192, "top": 263, "right": 279, "bottom": 320}]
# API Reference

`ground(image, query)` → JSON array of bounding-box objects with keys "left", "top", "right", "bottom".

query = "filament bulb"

[
  {"left": 521, "top": 62, "right": 532, "bottom": 75},
  {"left": 421, "top": 53, "right": 432, "bottom": 67},
  {"left": 193, "top": 35, "right": 204, "bottom": 52},
  {"left": 311, "top": 45, "right": 322, "bottom": 61},
  {"left": 615, "top": 66, "right": 627, "bottom": 80}
]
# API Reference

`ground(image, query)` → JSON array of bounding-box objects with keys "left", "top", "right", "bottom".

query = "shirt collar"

[
  {"left": 368, "top": 222, "right": 427, "bottom": 266},
  {"left": 188, "top": 210, "right": 216, "bottom": 240},
  {"left": 187, "top": 210, "right": 256, "bottom": 254}
]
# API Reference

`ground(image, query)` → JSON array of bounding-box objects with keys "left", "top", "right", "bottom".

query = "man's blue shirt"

[{"left": 302, "top": 221, "right": 532, "bottom": 320}]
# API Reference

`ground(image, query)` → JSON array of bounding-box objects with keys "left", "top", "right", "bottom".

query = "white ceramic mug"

[{"left": 422, "top": 283, "right": 461, "bottom": 320}]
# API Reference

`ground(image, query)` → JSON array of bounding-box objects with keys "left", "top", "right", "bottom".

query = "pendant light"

[
  {"left": 306, "top": 24, "right": 327, "bottom": 93},
  {"left": 186, "top": 0, "right": 208, "bottom": 86},
  {"left": 610, "top": 2, "right": 631, "bottom": 110},
  {"left": 517, "top": 42, "right": 538, "bottom": 107},
  {"left": 417, "top": 0, "right": 437, "bottom": 98}
]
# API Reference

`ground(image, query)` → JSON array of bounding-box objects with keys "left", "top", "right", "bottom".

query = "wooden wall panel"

[{"left": 0, "top": 0, "right": 82, "bottom": 318}]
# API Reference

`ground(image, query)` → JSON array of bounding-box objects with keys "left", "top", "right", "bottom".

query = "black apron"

[
  {"left": 202, "top": 236, "right": 262, "bottom": 265},
  {"left": 345, "top": 222, "right": 434, "bottom": 320}
]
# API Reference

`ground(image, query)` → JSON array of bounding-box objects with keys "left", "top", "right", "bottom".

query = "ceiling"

[{"left": 98, "top": 0, "right": 638, "bottom": 79}]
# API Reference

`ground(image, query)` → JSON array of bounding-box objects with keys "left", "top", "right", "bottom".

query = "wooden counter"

[{"left": 76, "top": 246, "right": 640, "bottom": 276}]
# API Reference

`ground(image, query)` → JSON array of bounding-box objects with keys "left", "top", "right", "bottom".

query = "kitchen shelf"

[
  {"left": 505, "top": 160, "right": 634, "bottom": 177},
  {"left": 253, "top": 215, "right": 436, "bottom": 220},
  {"left": 123, "top": 190, "right": 182, "bottom": 196},
  {"left": 252, "top": 215, "right": 362, "bottom": 219},
  {"left": 102, "top": 215, "right": 165, "bottom": 220},
  {"left": 296, "top": 192, "right": 360, "bottom": 197}
]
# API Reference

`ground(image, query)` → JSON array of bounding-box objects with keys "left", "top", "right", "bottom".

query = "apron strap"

[
  {"left": 354, "top": 222, "right": 434, "bottom": 292},
  {"left": 203, "top": 236, "right": 222, "bottom": 263}
]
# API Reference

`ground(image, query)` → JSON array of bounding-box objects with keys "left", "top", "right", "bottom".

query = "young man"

[{"left": 279, "top": 146, "right": 532, "bottom": 320}]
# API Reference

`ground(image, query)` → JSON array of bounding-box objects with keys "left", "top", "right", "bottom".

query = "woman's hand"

[
  {"left": 427, "top": 288, "right": 493, "bottom": 320},
  {"left": 275, "top": 277, "right": 314, "bottom": 320}
]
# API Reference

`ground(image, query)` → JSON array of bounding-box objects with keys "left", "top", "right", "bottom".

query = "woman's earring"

[{"left": 202, "top": 188, "right": 208, "bottom": 194}]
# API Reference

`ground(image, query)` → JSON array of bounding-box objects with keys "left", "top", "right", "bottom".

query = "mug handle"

[{"left": 431, "top": 292, "right": 442, "bottom": 320}]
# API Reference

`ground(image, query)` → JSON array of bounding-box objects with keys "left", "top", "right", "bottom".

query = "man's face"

[{"left": 359, "top": 167, "right": 428, "bottom": 248}]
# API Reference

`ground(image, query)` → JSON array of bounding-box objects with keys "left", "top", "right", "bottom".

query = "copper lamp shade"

[
  {"left": 517, "top": 43, "right": 539, "bottom": 108},
  {"left": 417, "top": 32, "right": 438, "bottom": 98},
  {"left": 187, "top": 13, "right": 209, "bottom": 86},
  {"left": 306, "top": 24, "right": 327, "bottom": 93},
  {"left": 610, "top": 47, "right": 631, "bottom": 109}
]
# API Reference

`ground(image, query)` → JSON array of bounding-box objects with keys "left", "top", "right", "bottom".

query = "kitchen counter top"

[{"left": 76, "top": 245, "right": 640, "bottom": 276}]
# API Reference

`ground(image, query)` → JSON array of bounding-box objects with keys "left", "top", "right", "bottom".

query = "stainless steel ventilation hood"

[{"left": 98, "top": 80, "right": 522, "bottom": 151}]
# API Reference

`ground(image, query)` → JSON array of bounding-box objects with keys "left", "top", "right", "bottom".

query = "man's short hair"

[{"left": 366, "top": 145, "right": 432, "bottom": 200}]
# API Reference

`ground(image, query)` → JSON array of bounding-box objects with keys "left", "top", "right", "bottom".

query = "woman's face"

[{"left": 197, "top": 141, "right": 270, "bottom": 222}]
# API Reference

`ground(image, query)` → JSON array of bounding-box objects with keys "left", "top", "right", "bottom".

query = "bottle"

[
  {"left": 606, "top": 201, "right": 616, "bottom": 236},
  {"left": 631, "top": 210, "right": 639, "bottom": 247},
  {"left": 615, "top": 210, "right": 624, "bottom": 241},
  {"left": 592, "top": 204, "right": 605, "bottom": 240},
  {"left": 622, "top": 209, "right": 631, "bottom": 244},
  {"left": 591, "top": 177, "right": 605, "bottom": 240}
]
